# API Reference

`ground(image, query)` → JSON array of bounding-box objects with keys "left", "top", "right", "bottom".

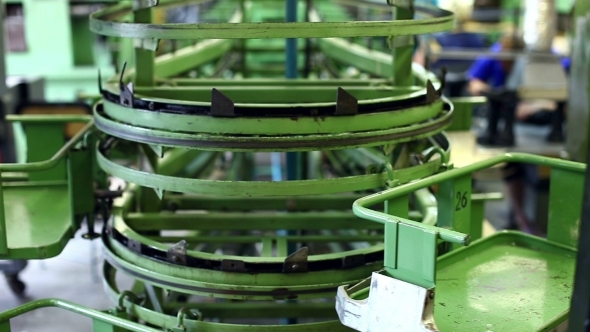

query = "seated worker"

[
  {"left": 467, "top": 35, "right": 524, "bottom": 146},
  {"left": 467, "top": 35, "right": 570, "bottom": 235},
  {"left": 468, "top": 35, "right": 570, "bottom": 145}
]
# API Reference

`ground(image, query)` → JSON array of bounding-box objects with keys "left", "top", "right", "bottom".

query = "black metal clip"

[
  {"left": 341, "top": 254, "right": 366, "bottom": 269},
  {"left": 211, "top": 89, "right": 235, "bottom": 117},
  {"left": 283, "top": 247, "right": 309, "bottom": 273},
  {"left": 119, "top": 62, "right": 135, "bottom": 108},
  {"left": 426, "top": 80, "right": 437, "bottom": 104},
  {"left": 166, "top": 240, "right": 187, "bottom": 265},
  {"left": 335, "top": 87, "right": 358, "bottom": 116}
]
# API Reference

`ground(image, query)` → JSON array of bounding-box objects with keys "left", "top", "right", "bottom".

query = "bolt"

[
  {"left": 291, "top": 264, "right": 299, "bottom": 271},
  {"left": 172, "top": 255, "right": 180, "bottom": 262}
]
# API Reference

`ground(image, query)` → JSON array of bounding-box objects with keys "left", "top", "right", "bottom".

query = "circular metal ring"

[
  {"left": 90, "top": 2, "right": 454, "bottom": 40},
  {"left": 94, "top": 102, "right": 453, "bottom": 152},
  {"left": 97, "top": 146, "right": 444, "bottom": 196},
  {"left": 104, "top": 233, "right": 380, "bottom": 300},
  {"left": 103, "top": 263, "right": 348, "bottom": 331}
]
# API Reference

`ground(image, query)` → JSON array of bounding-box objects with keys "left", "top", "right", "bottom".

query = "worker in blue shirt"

[
  {"left": 468, "top": 35, "right": 569, "bottom": 145},
  {"left": 468, "top": 35, "right": 523, "bottom": 146}
]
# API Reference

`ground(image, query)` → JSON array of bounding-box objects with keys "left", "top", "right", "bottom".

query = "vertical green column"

[
  {"left": 0, "top": 182, "right": 7, "bottom": 257},
  {"left": 0, "top": 320, "right": 11, "bottom": 332},
  {"left": 437, "top": 175, "right": 472, "bottom": 250},
  {"left": 384, "top": 195, "right": 409, "bottom": 270},
  {"left": 548, "top": 169, "right": 584, "bottom": 248},
  {"left": 134, "top": 7, "right": 155, "bottom": 87},
  {"left": 24, "top": 123, "right": 66, "bottom": 182},
  {"left": 391, "top": 1, "right": 414, "bottom": 86}
]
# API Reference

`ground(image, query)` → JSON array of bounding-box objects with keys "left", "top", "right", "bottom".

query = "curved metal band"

[
  {"left": 101, "top": 99, "right": 444, "bottom": 136},
  {"left": 90, "top": 3, "right": 454, "bottom": 40},
  {"left": 94, "top": 103, "right": 453, "bottom": 151},
  {"left": 97, "top": 147, "right": 444, "bottom": 196},
  {"left": 105, "top": 236, "right": 379, "bottom": 299},
  {"left": 108, "top": 220, "right": 383, "bottom": 273},
  {"left": 103, "top": 263, "right": 347, "bottom": 330}
]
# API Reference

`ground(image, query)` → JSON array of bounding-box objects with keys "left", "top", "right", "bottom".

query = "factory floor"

[{"left": 0, "top": 230, "right": 130, "bottom": 331}]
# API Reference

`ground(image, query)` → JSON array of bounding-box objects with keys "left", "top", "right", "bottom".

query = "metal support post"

[
  {"left": 0, "top": 182, "right": 7, "bottom": 257},
  {"left": 0, "top": 320, "right": 10, "bottom": 332},
  {"left": 391, "top": 1, "right": 415, "bottom": 86},
  {"left": 437, "top": 174, "right": 472, "bottom": 251},
  {"left": 134, "top": 6, "right": 155, "bottom": 86}
]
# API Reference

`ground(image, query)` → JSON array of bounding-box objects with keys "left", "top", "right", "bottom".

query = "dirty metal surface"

[{"left": 435, "top": 232, "right": 575, "bottom": 332}]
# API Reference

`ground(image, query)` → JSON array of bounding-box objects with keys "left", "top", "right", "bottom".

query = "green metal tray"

[
  {"left": 435, "top": 231, "right": 576, "bottom": 332},
  {"left": 3, "top": 183, "right": 72, "bottom": 259}
]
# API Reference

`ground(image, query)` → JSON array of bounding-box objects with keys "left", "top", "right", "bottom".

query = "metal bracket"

[
  {"left": 336, "top": 272, "right": 438, "bottom": 332},
  {"left": 336, "top": 87, "right": 358, "bottom": 115},
  {"left": 211, "top": 88, "right": 235, "bottom": 117},
  {"left": 134, "top": 38, "right": 160, "bottom": 51},
  {"left": 119, "top": 63, "right": 134, "bottom": 108},
  {"left": 283, "top": 247, "right": 309, "bottom": 273},
  {"left": 132, "top": 0, "right": 159, "bottom": 10},
  {"left": 425, "top": 80, "right": 437, "bottom": 104},
  {"left": 167, "top": 240, "right": 187, "bottom": 265},
  {"left": 127, "top": 238, "right": 142, "bottom": 254}
]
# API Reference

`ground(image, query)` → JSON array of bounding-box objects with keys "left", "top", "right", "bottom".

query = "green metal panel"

[
  {"left": 71, "top": 16, "right": 95, "bottom": 66},
  {"left": 391, "top": 4, "right": 414, "bottom": 86},
  {"left": 437, "top": 174, "right": 472, "bottom": 250},
  {"left": 23, "top": 123, "right": 66, "bottom": 181},
  {"left": 389, "top": 220, "right": 438, "bottom": 289},
  {"left": 2, "top": 183, "right": 72, "bottom": 259},
  {"left": 435, "top": 232, "right": 575, "bottom": 331},
  {"left": 67, "top": 148, "right": 95, "bottom": 228},
  {"left": 548, "top": 169, "right": 584, "bottom": 248},
  {"left": 0, "top": 183, "right": 7, "bottom": 257},
  {"left": 0, "top": 320, "right": 9, "bottom": 332}
]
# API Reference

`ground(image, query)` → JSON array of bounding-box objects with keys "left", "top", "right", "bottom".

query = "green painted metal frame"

[
  {"left": 0, "top": 115, "right": 95, "bottom": 259},
  {"left": 97, "top": 142, "right": 447, "bottom": 196},
  {"left": 353, "top": 153, "right": 584, "bottom": 288},
  {"left": 89, "top": 1, "right": 454, "bottom": 40}
]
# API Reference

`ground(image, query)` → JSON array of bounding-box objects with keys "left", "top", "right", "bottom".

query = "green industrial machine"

[
  {"left": 3, "top": 0, "right": 115, "bottom": 101},
  {"left": 0, "top": 0, "right": 588, "bottom": 331}
]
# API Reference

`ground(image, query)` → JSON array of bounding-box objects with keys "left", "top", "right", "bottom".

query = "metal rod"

[
  {"left": 353, "top": 152, "right": 586, "bottom": 246},
  {"left": 0, "top": 121, "right": 94, "bottom": 172},
  {"left": 0, "top": 299, "right": 162, "bottom": 332}
]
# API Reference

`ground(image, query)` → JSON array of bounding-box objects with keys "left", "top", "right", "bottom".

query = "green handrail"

[
  {"left": 353, "top": 152, "right": 586, "bottom": 288},
  {"left": 0, "top": 299, "right": 161, "bottom": 332},
  {"left": 0, "top": 118, "right": 93, "bottom": 172}
]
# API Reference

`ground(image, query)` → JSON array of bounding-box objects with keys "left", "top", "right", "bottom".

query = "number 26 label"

[{"left": 455, "top": 191, "right": 468, "bottom": 211}]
